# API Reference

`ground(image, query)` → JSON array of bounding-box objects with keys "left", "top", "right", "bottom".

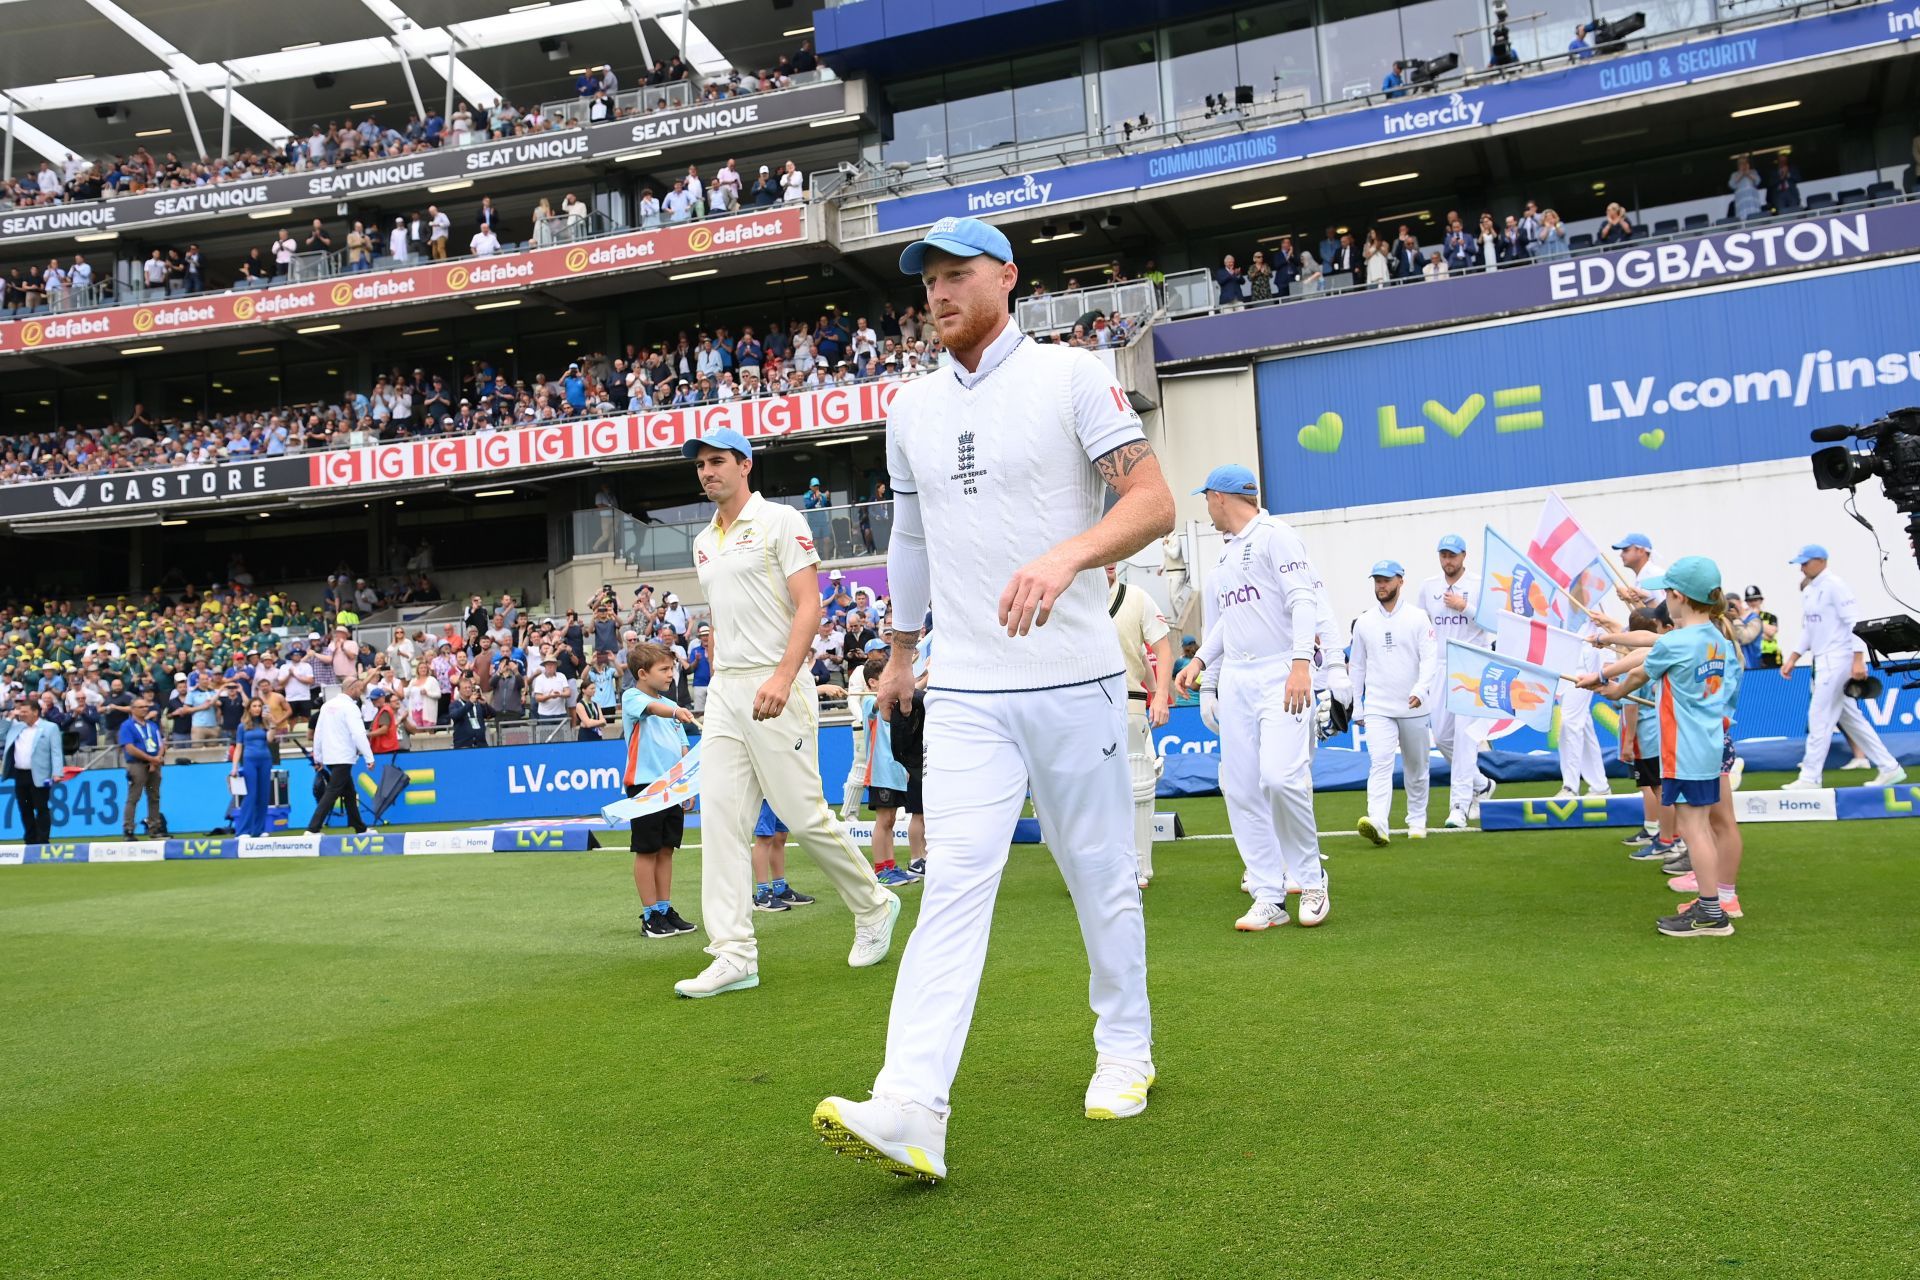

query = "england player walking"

[
  {"left": 1171, "top": 466, "right": 1331, "bottom": 932},
  {"left": 1779, "top": 545, "right": 1905, "bottom": 789},
  {"left": 1107, "top": 563, "right": 1172, "bottom": 889},
  {"left": 673, "top": 427, "right": 899, "bottom": 999},
  {"left": 1349, "top": 560, "right": 1436, "bottom": 846},
  {"left": 1419, "top": 534, "right": 1495, "bottom": 826},
  {"left": 813, "top": 217, "right": 1174, "bottom": 1184}
]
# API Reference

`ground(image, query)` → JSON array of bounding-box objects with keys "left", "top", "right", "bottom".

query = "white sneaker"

[
  {"left": 1554, "top": 785, "right": 1578, "bottom": 799},
  {"left": 1357, "top": 816, "right": 1390, "bottom": 847},
  {"left": 1841, "top": 756, "right": 1871, "bottom": 771},
  {"left": 849, "top": 891, "right": 902, "bottom": 968},
  {"left": 1235, "top": 899, "right": 1290, "bottom": 931},
  {"left": 813, "top": 1093, "right": 947, "bottom": 1182},
  {"left": 1284, "top": 877, "right": 1303, "bottom": 894},
  {"left": 1780, "top": 777, "right": 1821, "bottom": 791},
  {"left": 673, "top": 956, "right": 760, "bottom": 999},
  {"left": 1296, "top": 884, "right": 1331, "bottom": 927},
  {"left": 1444, "top": 808, "right": 1469, "bottom": 829},
  {"left": 1406, "top": 824, "right": 1427, "bottom": 840},
  {"left": 1589, "top": 787, "right": 1613, "bottom": 797},
  {"left": 1239, "top": 871, "right": 1251, "bottom": 894},
  {"left": 1137, "top": 873, "right": 1151, "bottom": 890},
  {"left": 1871, "top": 765, "right": 1909, "bottom": 787},
  {"left": 1084, "top": 1056, "right": 1155, "bottom": 1120},
  {"left": 1727, "top": 757, "right": 1745, "bottom": 791}
]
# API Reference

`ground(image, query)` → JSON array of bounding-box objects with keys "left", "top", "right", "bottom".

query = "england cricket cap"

[
  {"left": 1642, "top": 555, "right": 1720, "bottom": 600},
  {"left": 1611, "top": 531, "right": 1652, "bottom": 551},
  {"left": 1436, "top": 534, "right": 1467, "bottom": 554},
  {"left": 1369, "top": 559, "right": 1405, "bottom": 579},
  {"left": 1191, "top": 464, "right": 1258, "bottom": 496},
  {"left": 898, "top": 216, "right": 1014, "bottom": 275},
  {"left": 681, "top": 426, "right": 752, "bottom": 461},
  {"left": 1788, "top": 543, "right": 1828, "bottom": 564}
]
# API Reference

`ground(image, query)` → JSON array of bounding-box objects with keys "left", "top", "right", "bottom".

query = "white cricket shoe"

[
  {"left": 1357, "top": 816, "right": 1390, "bottom": 847},
  {"left": 1841, "top": 756, "right": 1871, "bottom": 771},
  {"left": 1871, "top": 765, "right": 1909, "bottom": 787},
  {"left": 1589, "top": 786, "right": 1613, "bottom": 797},
  {"left": 1284, "top": 877, "right": 1303, "bottom": 894},
  {"left": 673, "top": 956, "right": 760, "bottom": 999},
  {"left": 1469, "top": 779, "right": 1497, "bottom": 819},
  {"left": 1554, "top": 785, "right": 1579, "bottom": 799},
  {"left": 1779, "top": 777, "right": 1822, "bottom": 791},
  {"left": 1727, "top": 757, "right": 1745, "bottom": 791},
  {"left": 1444, "top": 807, "right": 1470, "bottom": 829},
  {"left": 1239, "top": 870, "right": 1251, "bottom": 894},
  {"left": 1235, "top": 899, "right": 1290, "bottom": 931},
  {"left": 1137, "top": 874, "right": 1151, "bottom": 890},
  {"left": 848, "top": 891, "right": 902, "bottom": 968},
  {"left": 813, "top": 1093, "right": 947, "bottom": 1183},
  {"left": 1084, "top": 1056, "right": 1156, "bottom": 1120},
  {"left": 1296, "top": 884, "right": 1331, "bottom": 927},
  {"left": 1406, "top": 824, "right": 1427, "bottom": 840}
]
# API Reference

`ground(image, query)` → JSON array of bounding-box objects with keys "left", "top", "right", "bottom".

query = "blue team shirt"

[
  {"left": 1644, "top": 624, "right": 1736, "bottom": 780},
  {"left": 117, "top": 717, "right": 163, "bottom": 761},
  {"left": 1632, "top": 676, "right": 1662, "bottom": 762},
  {"left": 860, "top": 695, "right": 909, "bottom": 791},
  {"left": 620, "top": 687, "right": 687, "bottom": 783}
]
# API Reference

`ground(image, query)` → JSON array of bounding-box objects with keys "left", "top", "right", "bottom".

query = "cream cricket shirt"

[
  {"left": 693, "top": 491, "right": 820, "bottom": 672},
  {"left": 1108, "top": 580, "right": 1170, "bottom": 695}
]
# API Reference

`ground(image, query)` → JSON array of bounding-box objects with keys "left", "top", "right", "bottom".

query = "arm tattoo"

[
  {"left": 888, "top": 629, "right": 923, "bottom": 652},
  {"left": 1095, "top": 440, "right": 1155, "bottom": 491}
]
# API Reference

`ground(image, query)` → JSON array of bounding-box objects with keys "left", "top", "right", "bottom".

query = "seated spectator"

[{"left": 1423, "top": 250, "right": 1448, "bottom": 281}]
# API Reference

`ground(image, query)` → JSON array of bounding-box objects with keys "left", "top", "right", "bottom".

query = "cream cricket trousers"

[
  {"left": 1217, "top": 657, "right": 1325, "bottom": 905},
  {"left": 873, "top": 677, "right": 1151, "bottom": 1115},
  {"left": 698, "top": 668, "right": 891, "bottom": 968},
  {"left": 1363, "top": 712, "right": 1430, "bottom": 832},
  {"left": 1798, "top": 658, "right": 1897, "bottom": 781}
]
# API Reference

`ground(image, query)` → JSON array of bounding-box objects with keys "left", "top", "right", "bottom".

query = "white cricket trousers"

[
  {"left": 698, "top": 668, "right": 892, "bottom": 968},
  {"left": 1557, "top": 681, "right": 1609, "bottom": 793},
  {"left": 873, "top": 677, "right": 1150, "bottom": 1115},
  {"left": 1363, "top": 713, "right": 1430, "bottom": 832},
  {"left": 1429, "top": 696, "right": 1484, "bottom": 812},
  {"left": 1217, "top": 657, "right": 1324, "bottom": 904},
  {"left": 1798, "top": 660, "right": 1897, "bottom": 782}
]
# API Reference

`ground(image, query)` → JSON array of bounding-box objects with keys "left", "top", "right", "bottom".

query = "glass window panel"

[
  {"left": 1099, "top": 33, "right": 1161, "bottom": 139},
  {"left": 1234, "top": 0, "right": 1320, "bottom": 108},
  {"left": 942, "top": 62, "right": 1016, "bottom": 158},
  {"left": 1166, "top": 13, "right": 1242, "bottom": 127},
  {"left": 1504, "top": 0, "right": 1596, "bottom": 63},
  {"left": 1012, "top": 49, "right": 1086, "bottom": 144},
  {"left": 1318, "top": 2, "right": 1405, "bottom": 103},
  {"left": 883, "top": 75, "right": 947, "bottom": 164}
]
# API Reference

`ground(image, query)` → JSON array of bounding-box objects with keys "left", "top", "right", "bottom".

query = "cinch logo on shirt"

[
  {"left": 1274, "top": 560, "right": 1306, "bottom": 575},
  {"left": 1219, "top": 584, "right": 1262, "bottom": 608}
]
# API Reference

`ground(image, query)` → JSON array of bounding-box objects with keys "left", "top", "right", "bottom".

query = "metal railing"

[
  {"left": 1014, "top": 280, "right": 1159, "bottom": 339},
  {"left": 574, "top": 499, "right": 894, "bottom": 572},
  {"left": 1158, "top": 186, "right": 1918, "bottom": 321}
]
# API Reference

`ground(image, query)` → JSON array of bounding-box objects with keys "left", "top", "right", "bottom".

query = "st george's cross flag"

[
  {"left": 1527, "top": 493, "right": 1613, "bottom": 615},
  {"left": 1492, "top": 611, "right": 1588, "bottom": 678}
]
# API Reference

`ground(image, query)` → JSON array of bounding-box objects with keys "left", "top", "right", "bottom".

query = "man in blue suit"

[{"left": 6, "top": 699, "right": 65, "bottom": 844}]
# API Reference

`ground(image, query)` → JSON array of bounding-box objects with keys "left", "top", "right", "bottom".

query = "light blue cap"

[
  {"left": 899, "top": 216, "right": 1014, "bottom": 275},
  {"left": 1369, "top": 559, "right": 1405, "bottom": 578},
  {"left": 1191, "top": 463, "right": 1258, "bottom": 496},
  {"left": 1788, "top": 543, "right": 1829, "bottom": 564},
  {"left": 1436, "top": 534, "right": 1467, "bottom": 554},
  {"left": 681, "top": 426, "right": 753, "bottom": 460},
  {"left": 862, "top": 638, "right": 889, "bottom": 654},
  {"left": 1611, "top": 531, "right": 1652, "bottom": 551},
  {"left": 1642, "top": 555, "right": 1721, "bottom": 600}
]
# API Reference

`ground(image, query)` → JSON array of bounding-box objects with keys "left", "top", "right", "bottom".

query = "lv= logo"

[{"left": 1296, "top": 387, "right": 1544, "bottom": 454}]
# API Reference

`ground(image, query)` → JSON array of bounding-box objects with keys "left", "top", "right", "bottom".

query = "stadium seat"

[
  {"left": 1716, "top": 216, "right": 1739, "bottom": 226},
  {"left": 1866, "top": 181, "right": 1897, "bottom": 201},
  {"left": 1836, "top": 188, "right": 1866, "bottom": 206},
  {"left": 1568, "top": 232, "right": 1594, "bottom": 250},
  {"left": 1772, "top": 188, "right": 1802, "bottom": 213},
  {"left": 1682, "top": 214, "right": 1709, "bottom": 231},
  {"left": 1652, "top": 219, "right": 1679, "bottom": 237},
  {"left": 1628, "top": 224, "right": 1650, "bottom": 240},
  {"left": 1803, "top": 192, "right": 1836, "bottom": 210}
]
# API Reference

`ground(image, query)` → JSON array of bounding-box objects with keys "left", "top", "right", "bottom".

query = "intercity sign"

[
  {"left": 0, "top": 379, "right": 897, "bottom": 522},
  {"left": 0, "top": 206, "right": 805, "bottom": 355},
  {"left": 0, "top": 79, "right": 847, "bottom": 243}
]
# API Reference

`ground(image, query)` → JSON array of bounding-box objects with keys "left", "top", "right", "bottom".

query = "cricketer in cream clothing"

[
  {"left": 673, "top": 428, "right": 897, "bottom": 1000},
  {"left": 1106, "top": 564, "right": 1172, "bottom": 888}
]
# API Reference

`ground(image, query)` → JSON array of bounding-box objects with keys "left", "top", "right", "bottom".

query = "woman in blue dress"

[{"left": 230, "top": 698, "right": 275, "bottom": 837}]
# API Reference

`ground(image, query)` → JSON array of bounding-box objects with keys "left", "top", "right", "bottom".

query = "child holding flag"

[
  {"left": 1580, "top": 558, "right": 1743, "bottom": 937},
  {"left": 1588, "top": 607, "right": 1681, "bottom": 864},
  {"left": 623, "top": 642, "right": 700, "bottom": 939}
]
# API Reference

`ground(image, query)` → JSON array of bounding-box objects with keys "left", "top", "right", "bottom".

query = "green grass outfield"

[{"left": 3, "top": 776, "right": 1916, "bottom": 1278}]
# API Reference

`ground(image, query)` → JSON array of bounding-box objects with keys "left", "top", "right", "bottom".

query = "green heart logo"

[
  {"left": 1638, "top": 429, "right": 1665, "bottom": 450},
  {"left": 1297, "top": 411, "right": 1344, "bottom": 454}
]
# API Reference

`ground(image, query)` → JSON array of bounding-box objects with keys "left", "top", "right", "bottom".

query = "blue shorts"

[
  {"left": 754, "top": 801, "right": 787, "bottom": 838},
  {"left": 1662, "top": 777, "right": 1721, "bottom": 808}
]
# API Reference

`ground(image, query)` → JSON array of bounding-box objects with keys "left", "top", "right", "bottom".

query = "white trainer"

[
  {"left": 1727, "top": 757, "right": 1745, "bottom": 791},
  {"left": 1589, "top": 787, "right": 1613, "bottom": 798},
  {"left": 848, "top": 891, "right": 902, "bottom": 968},
  {"left": 813, "top": 1093, "right": 947, "bottom": 1183},
  {"left": 1779, "top": 777, "right": 1821, "bottom": 791},
  {"left": 1137, "top": 874, "right": 1151, "bottom": 890},
  {"left": 1444, "top": 807, "right": 1469, "bottom": 829},
  {"left": 1871, "top": 765, "right": 1909, "bottom": 787},
  {"left": 1357, "top": 816, "right": 1390, "bottom": 847},
  {"left": 1084, "top": 1056, "right": 1156, "bottom": 1120},
  {"left": 1284, "top": 877, "right": 1302, "bottom": 894},
  {"left": 1554, "top": 785, "right": 1578, "bottom": 799},
  {"left": 673, "top": 956, "right": 759, "bottom": 999},
  {"left": 1235, "top": 899, "right": 1290, "bottom": 931},
  {"left": 1841, "top": 756, "right": 1871, "bottom": 771},
  {"left": 1296, "top": 884, "right": 1331, "bottom": 927},
  {"left": 1406, "top": 824, "right": 1427, "bottom": 840}
]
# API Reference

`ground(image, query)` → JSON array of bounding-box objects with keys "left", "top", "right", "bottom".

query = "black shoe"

[
  {"left": 1620, "top": 829, "right": 1653, "bottom": 847},
  {"left": 773, "top": 884, "right": 815, "bottom": 907},
  {"left": 1662, "top": 851, "right": 1693, "bottom": 876},
  {"left": 664, "top": 907, "right": 698, "bottom": 934},
  {"left": 1657, "top": 900, "right": 1734, "bottom": 938},
  {"left": 643, "top": 912, "right": 678, "bottom": 939},
  {"left": 907, "top": 859, "right": 926, "bottom": 877},
  {"left": 754, "top": 886, "right": 791, "bottom": 913}
]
